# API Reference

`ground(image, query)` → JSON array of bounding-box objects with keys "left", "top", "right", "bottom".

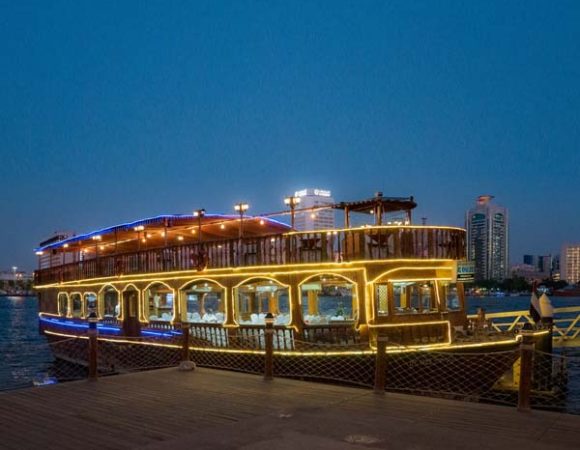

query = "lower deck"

[{"left": 37, "top": 260, "right": 479, "bottom": 349}]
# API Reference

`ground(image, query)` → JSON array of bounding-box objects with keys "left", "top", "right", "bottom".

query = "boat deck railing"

[
  {"left": 467, "top": 306, "right": 580, "bottom": 347},
  {"left": 35, "top": 225, "right": 465, "bottom": 284}
]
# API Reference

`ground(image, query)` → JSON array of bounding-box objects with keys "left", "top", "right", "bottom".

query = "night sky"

[{"left": 1, "top": 1, "right": 579, "bottom": 272}]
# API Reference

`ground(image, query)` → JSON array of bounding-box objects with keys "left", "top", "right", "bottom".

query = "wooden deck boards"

[{"left": 0, "top": 368, "right": 579, "bottom": 449}]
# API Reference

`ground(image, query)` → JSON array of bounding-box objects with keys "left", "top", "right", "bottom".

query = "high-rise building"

[
  {"left": 538, "top": 255, "right": 553, "bottom": 275},
  {"left": 293, "top": 188, "right": 335, "bottom": 231},
  {"left": 465, "top": 195, "right": 509, "bottom": 281},
  {"left": 561, "top": 244, "right": 580, "bottom": 284},
  {"left": 523, "top": 254, "right": 536, "bottom": 266}
]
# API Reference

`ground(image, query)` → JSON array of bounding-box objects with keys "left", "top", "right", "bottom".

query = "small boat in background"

[{"left": 553, "top": 286, "right": 580, "bottom": 297}]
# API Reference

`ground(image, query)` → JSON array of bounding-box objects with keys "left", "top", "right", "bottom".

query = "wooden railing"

[
  {"left": 189, "top": 323, "right": 229, "bottom": 347},
  {"left": 467, "top": 306, "right": 580, "bottom": 347},
  {"left": 35, "top": 226, "right": 465, "bottom": 284},
  {"left": 234, "top": 325, "right": 295, "bottom": 350}
]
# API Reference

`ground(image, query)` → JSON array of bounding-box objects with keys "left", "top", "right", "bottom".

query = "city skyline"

[{"left": 1, "top": 2, "right": 579, "bottom": 271}]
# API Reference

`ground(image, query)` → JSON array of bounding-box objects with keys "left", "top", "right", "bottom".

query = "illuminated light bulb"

[
  {"left": 191, "top": 229, "right": 196, "bottom": 234},
  {"left": 160, "top": 231, "right": 166, "bottom": 237},
  {"left": 310, "top": 213, "right": 316, "bottom": 219},
  {"left": 35, "top": 251, "right": 44, "bottom": 256},
  {"left": 177, "top": 236, "right": 184, "bottom": 241},
  {"left": 141, "top": 238, "right": 146, "bottom": 243},
  {"left": 270, "top": 238, "right": 275, "bottom": 243},
  {"left": 146, "top": 233, "right": 152, "bottom": 238},
  {"left": 99, "top": 245, "right": 105, "bottom": 251},
  {"left": 259, "top": 219, "right": 265, "bottom": 225},
  {"left": 220, "top": 224, "right": 225, "bottom": 230},
  {"left": 134, "top": 225, "right": 145, "bottom": 232},
  {"left": 63, "top": 244, "right": 69, "bottom": 248}
]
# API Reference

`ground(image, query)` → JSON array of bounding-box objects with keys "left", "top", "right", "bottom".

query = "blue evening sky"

[{"left": 1, "top": 1, "right": 579, "bottom": 272}]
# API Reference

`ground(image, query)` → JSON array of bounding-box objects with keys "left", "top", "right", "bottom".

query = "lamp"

[
  {"left": 284, "top": 195, "right": 301, "bottom": 229},
  {"left": 234, "top": 203, "right": 249, "bottom": 238},
  {"left": 193, "top": 209, "right": 205, "bottom": 245}
]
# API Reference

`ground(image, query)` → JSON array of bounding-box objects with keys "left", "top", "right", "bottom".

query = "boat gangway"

[{"left": 468, "top": 306, "right": 580, "bottom": 348}]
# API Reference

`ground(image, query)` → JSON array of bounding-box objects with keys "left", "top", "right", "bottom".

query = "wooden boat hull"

[{"left": 41, "top": 325, "right": 518, "bottom": 397}]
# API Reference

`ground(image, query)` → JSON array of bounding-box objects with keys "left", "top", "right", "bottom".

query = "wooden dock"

[{"left": 1, "top": 368, "right": 579, "bottom": 449}]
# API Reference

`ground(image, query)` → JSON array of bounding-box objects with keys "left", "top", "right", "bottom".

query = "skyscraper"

[
  {"left": 293, "top": 188, "right": 335, "bottom": 231},
  {"left": 561, "top": 244, "right": 580, "bottom": 284},
  {"left": 466, "top": 195, "right": 509, "bottom": 281}
]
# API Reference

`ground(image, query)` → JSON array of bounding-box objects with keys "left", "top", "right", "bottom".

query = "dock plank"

[{"left": 0, "top": 367, "right": 578, "bottom": 449}]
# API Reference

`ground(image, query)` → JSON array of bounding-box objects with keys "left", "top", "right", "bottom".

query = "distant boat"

[{"left": 553, "top": 286, "right": 580, "bottom": 297}]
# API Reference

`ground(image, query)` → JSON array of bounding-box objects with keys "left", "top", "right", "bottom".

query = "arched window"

[
  {"left": 100, "top": 286, "right": 120, "bottom": 318},
  {"left": 71, "top": 293, "right": 83, "bottom": 318},
  {"left": 181, "top": 281, "right": 225, "bottom": 323},
  {"left": 58, "top": 293, "right": 68, "bottom": 316},
  {"left": 84, "top": 293, "right": 97, "bottom": 316},
  {"left": 236, "top": 279, "right": 290, "bottom": 325},
  {"left": 301, "top": 275, "right": 356, "bottom": 324},
  {"left": 144, "top": 283, "right": 174, "bottom": 322}
]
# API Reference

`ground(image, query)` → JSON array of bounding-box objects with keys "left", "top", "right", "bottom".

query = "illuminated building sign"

[
  {"left": 294, "top": 189, "right": 331, "bottom": 198},
  {"left": 456, "top": 261, "right": 475, "bottom": 282}
]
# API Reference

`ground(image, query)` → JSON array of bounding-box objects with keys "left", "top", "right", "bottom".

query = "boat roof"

[
  {"left": 35, "top": 214, "right": 291, "bottom": 252},
  {"left": 35, "top": 193, "right": 418, "bottom": 254}
]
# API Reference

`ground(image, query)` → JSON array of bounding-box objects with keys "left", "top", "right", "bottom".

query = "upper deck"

[
  {"left": 34, "top": 194, "right": 466, "bottom": 285},
  {"left": 35, "top": 224, "right": 466, "bottom": 285}
]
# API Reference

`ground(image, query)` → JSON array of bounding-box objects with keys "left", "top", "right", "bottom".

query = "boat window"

[
  {"left": 58, "top": 293, "right": 68, "bottom": 316},
  {"left": 441, "top": 282, "right": 461, "bottom": 311},
  {"left": 101, "top": 287, "right": 120, "bottom": 318},
  {"left": 181, "top": 281, "right": 224, "bottom": 324},
  {"left": 236, "top": 279, "right": 290, "bottom": 325},
  {"left": 84, "top": 293, "right": 97, "bottom": 316},
  {"left": 145, "top": 284, "right": 174, "bottom": 322},
  {"left": 301, "top": 275, "right": 356, "bottom": 324},
  {"left": 71, "top": 293, "right": 83, "bottom": 318},
  {"left": 392, "top": 281, "right": 437, "bottom": 314}
]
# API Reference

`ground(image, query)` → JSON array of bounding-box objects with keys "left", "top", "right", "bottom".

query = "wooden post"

[
  {"left": 179, "top": 322, "right": 195, "bottom": 371},
  {"left": 87, "top": 312, "right": 98, "bottom": 381},
  {"left": 517, "top": 329, "right": 535, "bottom": 412},
  {"left": 264, "top": 313, "right": 274, "bottom": 381},
  {"left": 374, "top": 335, "right": 388, "bottom": 394},
  {"left": 181, "top": 323, "right": 190, "bottom": 362}
]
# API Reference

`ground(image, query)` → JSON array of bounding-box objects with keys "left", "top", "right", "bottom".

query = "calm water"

[
  {"left": 1, "top": 295, "right": 579, "bottom": 413},
  {"left": 0, "top": 296, "right": 53, "bottom": 390}
]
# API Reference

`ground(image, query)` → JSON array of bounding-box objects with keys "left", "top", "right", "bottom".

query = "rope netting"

[
  {"left": 382, "top": 348, "right": 520, "bottom": 402},
  {"left": 273, "top": 340, "right": 374, "bottom": 387},
  {"left": 95, "top": 335, "right": 182, "bottom": 374},
  {"left": 34, "top": 337, "right": 89, "bottom": 384},
  {"left": 32, "top": 332, "right": 580, "bottom": 415},
  {"left": 526, "top": 350, "right": 579, "bottom": 414}
]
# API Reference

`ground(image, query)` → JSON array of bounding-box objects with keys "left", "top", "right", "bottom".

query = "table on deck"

[{"left": 0, "top": 367, "right": 578, "bottom": 449}]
